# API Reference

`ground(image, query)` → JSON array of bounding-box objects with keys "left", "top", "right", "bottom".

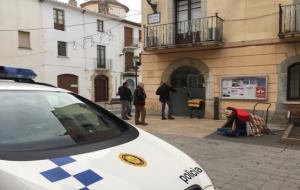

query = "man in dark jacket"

[
  {"left": 118, "top": 81, "right": 132, "bottom": 120},
  {"left": 134, "top": 82, "right": 148, "bottom": 125},
  {"left": 156, "top": 82, "right": 177, "bottom": 120}
]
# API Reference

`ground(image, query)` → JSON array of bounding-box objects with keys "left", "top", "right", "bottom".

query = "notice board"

[{"left": 221, "top": 76, "right": 268, "bottom": 100}]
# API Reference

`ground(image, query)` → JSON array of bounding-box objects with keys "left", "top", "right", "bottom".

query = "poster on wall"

[{"left": 221, "top": 76, "right": 268, "bottom": 100}]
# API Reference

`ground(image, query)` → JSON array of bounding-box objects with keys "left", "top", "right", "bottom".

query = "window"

[
  {"left": 0, "top": 91, "right": 131, "bottom": 152},
  {"left": 97, "top": 45, "right": 106, "bottom": 68},
  {"left": 57, "top": 41, "right": 67, "bottom": 57},
  {"left": 18, "top": 31, "right": 30, "bottom": 49},
  {"left": 125, "top": 52, "right": 134, "bottom": 71},
  {"left": 176, "top": 0, "right": 201, "bottom": 33},
  {"left": 288, "top": 63, "right": 300, "bottom": 100},
  {"left": 53, "top": 8, "right": 65, "bottom": 31},
  {"left": 97, "top": 20, "right": 104, "bottom": 32},
  {"left": 176, "top": 0, "right": 201, "bottom": 21},
  {"left": 124, "top": 27, "right": 133, "bottom": 46}
]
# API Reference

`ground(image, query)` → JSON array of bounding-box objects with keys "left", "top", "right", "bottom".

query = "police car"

[{"left": 0, "top": 66, "right": 215, "bottom": 190}]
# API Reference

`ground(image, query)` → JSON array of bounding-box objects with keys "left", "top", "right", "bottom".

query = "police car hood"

[{"left": 0, "top": 129, "right": 214, "bottom": 190}]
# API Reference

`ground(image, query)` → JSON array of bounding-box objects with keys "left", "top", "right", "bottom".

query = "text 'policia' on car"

[{"left": 0, "top": 66, "right": 215, "bottom": 190}]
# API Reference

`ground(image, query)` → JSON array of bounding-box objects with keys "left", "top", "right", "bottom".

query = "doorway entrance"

[
  {"left": 95, "top": 75, "right": 109, "bottom": 102},
  {"left": 126, "top": 78, "right": 135, "bottom": 95},
  {"left": 57, "top": 74, "right": 79, "bottom": 94},
  {"left": 170, "top": 66, "right": 205, "bottom": 117}
]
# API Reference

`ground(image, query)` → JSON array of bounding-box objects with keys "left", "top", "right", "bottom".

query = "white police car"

[{"left": 0, "top": 66, "right": 215, "bottom": 190}]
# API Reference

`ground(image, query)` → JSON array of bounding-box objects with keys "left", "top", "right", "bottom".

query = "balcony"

[
  {"left": 144, "top": 16, "right": 224, "bottom": 50},
  {"left": 279, "top": 4, "right": 300, "bottom": 38},
  {"left": 123, "top": 38, "right": 141, "bottom": 52},
  {"left": 94, "top": 58, "right": 113, "bottom": 71}
]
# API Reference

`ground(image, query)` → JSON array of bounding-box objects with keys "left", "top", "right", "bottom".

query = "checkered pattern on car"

[{"left": 40, "top": 157, "right": 103, "bottom": 190}]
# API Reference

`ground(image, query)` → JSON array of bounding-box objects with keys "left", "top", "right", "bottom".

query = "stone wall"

[{"left": 142, "top": 42, "right": 300, "bottom": 124}]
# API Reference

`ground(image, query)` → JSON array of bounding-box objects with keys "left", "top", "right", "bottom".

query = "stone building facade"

[{"left": 141, "top": 0, "right": 300, "bottom": 123}]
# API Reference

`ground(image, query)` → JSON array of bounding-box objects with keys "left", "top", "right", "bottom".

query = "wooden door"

[
  {"left": 125, "top": 52, "right": 134, "bottom": 71},
  {"left": 57, "top": 74, "right": 79, "bottom": 93},
  {"left": 124, "top": 27, "right": 133, "bottom": 46},
  {"left": 95, "top": 75, "right": 108, "bottom": 102}
]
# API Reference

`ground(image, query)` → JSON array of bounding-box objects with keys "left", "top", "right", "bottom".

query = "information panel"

[{"left": 221, "top": 76, "right": 268, "bottom": 100}]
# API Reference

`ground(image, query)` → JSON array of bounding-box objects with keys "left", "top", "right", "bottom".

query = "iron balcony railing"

[
  {"left": 279, "top": 4, "right": 300, "bottom": 37},
  {"left": 144, "top": 16, "right": 223, "bottom": 49},
  {"left": 124, "top": 38, "right": 141, "bottom": 48},
  {"left": 94, "top": 58, "right": 113, "bottom": 70}
]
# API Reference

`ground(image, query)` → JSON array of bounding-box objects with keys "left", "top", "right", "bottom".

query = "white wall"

[
  {"left": 0, "top": 0, "right": 141, "bottom": 101},
  {"left": 108, "top": 4, "right": 127, "bottom": 18},
  {"left": 121, "top": 22, "right": 143, "bottom": 85},
  {"left": 0, "top": 0, "right": 45, "bottom": 81},
  {"left": 41, "top": 0, "right": 141, "bottom": 100}
]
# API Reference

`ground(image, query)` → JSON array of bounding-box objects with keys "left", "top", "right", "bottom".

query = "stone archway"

[
  {"left": 162, "top": 57, "right": 209, "bottom": 83},
  {"left": 161, "top": 57, "right": 214, "bottom": 118},
  {"left": 275, "top": 55, "right": 300, "bottom": 123},
  {"left": 91, "top": 72, "right": 113, "bottom": 102},
  {"left": 278, "top": 55, "right": 300, "bottom": 103}
]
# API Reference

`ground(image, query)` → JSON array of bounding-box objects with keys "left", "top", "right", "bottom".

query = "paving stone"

[
  {"left": 135, "top": 116, "right": 300, "bottom": 190},
  {"left": 154, "top": 133, "right": 300, "bottom": 190}
]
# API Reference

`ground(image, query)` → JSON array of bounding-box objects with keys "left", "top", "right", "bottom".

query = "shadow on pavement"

[{"left": 204, "top": 130, "right": 300, "bottom": 151}]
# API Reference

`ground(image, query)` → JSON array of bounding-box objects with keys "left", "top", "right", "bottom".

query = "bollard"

[{"left": 214, "top": 97, "right": 220, "bottom": 120}]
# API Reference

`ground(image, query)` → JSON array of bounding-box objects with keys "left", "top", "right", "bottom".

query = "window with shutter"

[
  {"left": 18, "top": 31, "right": 31, "bottom": 49},
  {"left": 53, "top": 8, "right": 65, "bottom": 31},
  {"left": 97, "top": 20, "right": 104, "bottom": 32},
  {"left": 57, "top": 41, "right": 67, "bottom": 57},
  {"left": 97, "top": 45, "right": 106, "bottom": 68}
]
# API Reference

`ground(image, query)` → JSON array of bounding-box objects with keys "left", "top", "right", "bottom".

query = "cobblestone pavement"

[{"left": 133, "top": 116, "right": 300, "bottom": 190}]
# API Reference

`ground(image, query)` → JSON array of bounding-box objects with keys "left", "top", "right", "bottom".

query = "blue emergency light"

[{"left": 0, "top": 66, "right": 37, "bottom": 79}]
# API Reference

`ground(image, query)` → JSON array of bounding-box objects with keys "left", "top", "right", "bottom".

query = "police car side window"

[{"left": 0, "top": 91, "right": 127, "bottom": 151}]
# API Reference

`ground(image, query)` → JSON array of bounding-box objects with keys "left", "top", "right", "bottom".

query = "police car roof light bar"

[{"left": 0, "top": 66, "right": 37, "bottom": 80}]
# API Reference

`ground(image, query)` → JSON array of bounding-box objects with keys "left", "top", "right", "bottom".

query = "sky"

[{"left": 59, "top": 0, "right": 141, "bottom": 23}]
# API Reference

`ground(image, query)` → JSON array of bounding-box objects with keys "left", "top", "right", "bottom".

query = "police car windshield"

[{"left": 0, "top": 91, "right": 128, "bottom": 151}]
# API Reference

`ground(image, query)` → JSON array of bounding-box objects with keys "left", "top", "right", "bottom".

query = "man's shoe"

[
  {"left": 135, "top": 122, "right": 141, "bottom": 125},
  {"left": 168, "top": 116, "right": 175, "bottom": 120},
  {"left": 162, "top": 117, "right": 167, "bottom": 120},
  {"left": 140, "top": 122, "right": 148, "bottom": 126},
  {"left": 122, "top": 117, "right": 130, "bottom": 120},
  {"left": 128, "top": 114, "right": 133, "bottom": 117}
]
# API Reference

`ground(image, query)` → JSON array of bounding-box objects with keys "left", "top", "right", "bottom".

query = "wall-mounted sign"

[
  {"left": 221, "top": 76, "right": 268, "bottom": 100},
  {"left": 148, "top": 12, "right": 160, "bottom": 24}
]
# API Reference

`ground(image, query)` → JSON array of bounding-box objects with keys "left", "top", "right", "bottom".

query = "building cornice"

[
  {"left": 121, "top": 19, "right": 141, "bottom": 27},
  {"left": 142, "top": 37, "right": 300, "bottom": 54},
  {"left": 42, "top": 0, "right": 121, "bottom": 21},
  {"left": 80, "top": 0, "right": 129, "bottom": 13}
]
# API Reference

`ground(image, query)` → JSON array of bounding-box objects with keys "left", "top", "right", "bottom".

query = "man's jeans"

[
  {"left": 121, "top": 100, "right": 130, "bottom": 119},
  {"left": 161, "top": 100, "right": 171, "bottom": 118}
]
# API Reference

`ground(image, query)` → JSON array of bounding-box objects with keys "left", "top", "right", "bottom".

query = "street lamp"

[
  {"left": 146, "top": 0, "right": 157, "bottom": 13},
  {"left": 133, "top": 56, "right": 141, "bottom": 89}
]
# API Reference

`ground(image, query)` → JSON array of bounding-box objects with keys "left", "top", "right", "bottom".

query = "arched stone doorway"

[
  {"left": 169, "top": 66, "right": 205, "bottom": 117},
  {"left": 126, "top": 78, "right": 135, "bottom": 95},
  {"left": 161, "top": 58, "right": 213, "bottom": 118},
  {"left": 276, "top": 55, "right": 300, "bottom": 123},
  {"left": 95, "top": 75, "right": 109, "bottom": 102},
  {"left": 57, "top": 74, "right": 79, "bottom": 94}
]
